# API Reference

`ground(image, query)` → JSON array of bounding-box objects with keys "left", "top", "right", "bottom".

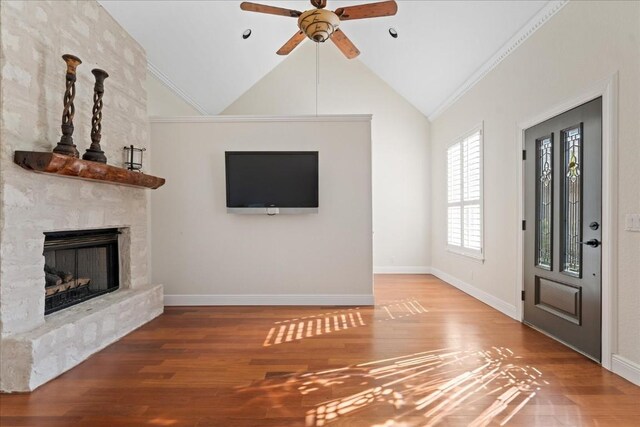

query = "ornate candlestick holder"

[
  {"left": 83, "top": 69, "right": 109, "bottom": 163},
  {"left": 53, "top": 54, "right": 82, "bottom": 157}
]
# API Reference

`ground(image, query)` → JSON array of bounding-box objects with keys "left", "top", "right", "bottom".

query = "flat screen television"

[{"left": 225, "top": 151, "right": 319, "bottom": 214}]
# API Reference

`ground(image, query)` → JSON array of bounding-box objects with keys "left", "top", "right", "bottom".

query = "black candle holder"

[
  {"left": 53, "top": 54, "right": 82, "bottom": 157},
  {"left": 83, "top": 69, "right": 109, "bottom": 163},
  {"left": 123, "top": 145, "right": 146, "bottom": 171}
]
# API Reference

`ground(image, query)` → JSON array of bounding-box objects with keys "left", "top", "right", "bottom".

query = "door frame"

[{"left": 515, "top": 73, "right": 618, "bottom": 370}]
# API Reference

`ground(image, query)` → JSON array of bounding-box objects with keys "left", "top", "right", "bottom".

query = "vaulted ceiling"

[{"left": 99, "top": 1, "right": 558, "bottom": 118}]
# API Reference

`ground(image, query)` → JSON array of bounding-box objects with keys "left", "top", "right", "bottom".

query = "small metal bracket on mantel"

[{"left": 13, "top": 151, "right": 166, "bottom": 189}]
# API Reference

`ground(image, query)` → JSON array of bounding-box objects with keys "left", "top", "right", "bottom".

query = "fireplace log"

[
  {"left": 44, "top": 265, "right": 73, "bottom": 283},
  {"left": 45, "top": 282, "right": 68, "bottom": 296},
  {"left": 45, "top": 272, "right": 63, "bottom": 287},
  {"left": 66, "top": 278, "right": 91, "bottom": 289},
  {"left": 45, "top": 278, "right": 91, "bottom": 297}
]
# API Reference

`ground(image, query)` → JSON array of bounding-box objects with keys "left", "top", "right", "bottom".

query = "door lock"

[
  {"left": 578, "top": 239, "right": 601, "bottom": 248},
  {"left": 589, "top": 222, "right": 600, "bottom": 230}
]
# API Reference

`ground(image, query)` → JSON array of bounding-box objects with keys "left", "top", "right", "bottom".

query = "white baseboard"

[
  {"left": 611, "top": 354, "right": 640, "bottom": 386},
  {"left": 373, "top": 266, "right": 432, "bottom": 274},
  {"left": 430, "top": 267, "right": 517, "bottom": 320},
  {"left": 164, "top": 294, "right": 375, "bottom": 306}
]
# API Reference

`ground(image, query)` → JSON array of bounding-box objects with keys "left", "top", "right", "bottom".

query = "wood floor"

[{"left": 1, "top": 275, "right": 638, "bottom": 426}]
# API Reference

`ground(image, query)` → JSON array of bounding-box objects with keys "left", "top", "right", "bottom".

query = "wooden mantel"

[{"left": 13, "top": 151, "right": 165, "bottom": 190}]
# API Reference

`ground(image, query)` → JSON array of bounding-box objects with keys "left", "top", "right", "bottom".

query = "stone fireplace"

[{"left": 0, "top": 1, "right": 163, "bottom": 392}]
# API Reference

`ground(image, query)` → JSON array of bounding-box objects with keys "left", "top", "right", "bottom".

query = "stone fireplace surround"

[
  {"left": 1, "top": 210, "right": 163, "bottom": 392},
  {"left": 0, "top": 1, "right": 164, "bottom": 392}
]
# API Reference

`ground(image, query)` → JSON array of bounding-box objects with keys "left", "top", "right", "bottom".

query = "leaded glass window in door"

[
  {"left": 561, "top": 125, "right": 583, "bottom": 277},
  {"left": 535, "top": 136, "right": 553, "bottom": 269}
]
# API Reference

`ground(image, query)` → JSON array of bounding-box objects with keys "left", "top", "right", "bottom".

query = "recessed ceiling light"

[
  {"left": 242, "top": 29, "right": 252, "bottom": 39},
  {"left": 389, "top": 27, "right": 398, "bottom": 39}
]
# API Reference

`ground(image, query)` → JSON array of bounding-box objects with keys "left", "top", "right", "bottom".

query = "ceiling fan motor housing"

[{"left": 298, "top": 9, "right": 340, "bottom": 42}]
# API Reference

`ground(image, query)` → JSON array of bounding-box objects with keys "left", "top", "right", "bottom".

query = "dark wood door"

[{"left": 523, "top": 97, "right": 602, "bottom": 362}]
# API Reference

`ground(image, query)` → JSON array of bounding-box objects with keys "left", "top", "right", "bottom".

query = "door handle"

[{"left": 578, "top": 239, "right": 601, "bottom": 248}]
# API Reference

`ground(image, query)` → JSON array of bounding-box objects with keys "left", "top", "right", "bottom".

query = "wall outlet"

[{"left": 625, "top": 214, "right": 640, "bottom": 232}]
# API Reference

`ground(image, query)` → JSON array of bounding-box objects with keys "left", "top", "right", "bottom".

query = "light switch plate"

[{"left": 625, "top": 214, "right": 640, "bottom": 232}]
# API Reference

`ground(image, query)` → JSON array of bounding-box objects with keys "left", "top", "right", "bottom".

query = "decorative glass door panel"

[
  {"left": 536, "top": 135, "right": 553, "bottom": 270},
  {"left": 561, "top": 125, "right": 583, "bottom": 277}
]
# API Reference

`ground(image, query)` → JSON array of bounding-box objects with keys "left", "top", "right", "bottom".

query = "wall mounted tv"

[{"left": 225, "top": 151, "right": 319, "bottom": 214}]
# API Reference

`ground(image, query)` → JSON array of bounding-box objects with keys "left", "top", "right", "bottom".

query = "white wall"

[
  {"left": 145, "top": 71, "right": 201, "bottom": 116},
  {"left": 223, "top": 42, "right": 430, "bottom": 273},
  {"left": 429, "top": 1, "right": 640, "bottom": 368},
  {"left": 150, "top": 116, "right": 373, "bottom": 304}
]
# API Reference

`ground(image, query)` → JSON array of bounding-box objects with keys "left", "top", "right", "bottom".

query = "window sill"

[{"left": 446, "top": 247, "right": 485, "bottom": 263}]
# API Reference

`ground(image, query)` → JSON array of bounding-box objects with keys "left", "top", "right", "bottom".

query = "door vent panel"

[{"left": 534, "top": 276, "right": 582, "bottom": 325}]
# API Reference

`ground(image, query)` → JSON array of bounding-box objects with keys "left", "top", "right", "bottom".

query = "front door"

[{"left": 523, "top": 97, "right": 602, "bottom": 362}]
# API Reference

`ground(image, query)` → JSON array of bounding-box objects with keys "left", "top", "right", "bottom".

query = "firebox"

[{"left": 43, "top": 228, "right": 119, "bottom": 315}]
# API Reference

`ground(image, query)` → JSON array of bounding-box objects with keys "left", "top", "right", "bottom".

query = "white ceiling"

[{"left": 99, "top": 0, "right": 552, "bottom": 117}]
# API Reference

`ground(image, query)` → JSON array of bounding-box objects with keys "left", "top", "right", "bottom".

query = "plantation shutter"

[{"left": 447, "top": 128, "right": 483, "bottom": 256}]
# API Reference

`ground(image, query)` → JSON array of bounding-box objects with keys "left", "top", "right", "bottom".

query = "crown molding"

[
  {"left": 147, "top": 61, "right": 210, "bottom": 115},
  {"left": 149, "top": 114, "right": 372, "bottom": 123},
  {"left": 427, "top": 0, "right": 568, "bottom": 121}
]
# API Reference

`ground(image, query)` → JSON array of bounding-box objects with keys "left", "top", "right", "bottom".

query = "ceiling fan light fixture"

[
  {"left": 389, "top": 27, "right": 398, "bottom": 38},
  {"left": 242, "top": 29, "right": 252, "bottom": 39},
  {"left": 298, "top": 8, "right": 340, "bottom": 43}
]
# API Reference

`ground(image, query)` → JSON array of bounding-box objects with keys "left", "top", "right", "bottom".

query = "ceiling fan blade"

[
  {"left": 330, "top": 28, "right": 360, "bottom": 59},
  {"left": 277, "top": 31, "right": 306, "bottom": 55},
  {"left": 335, "top": 0, "right": 397, "bottom": 20},
  {"left": 240, "top": 2, "right": 302, "bottom": 17}
]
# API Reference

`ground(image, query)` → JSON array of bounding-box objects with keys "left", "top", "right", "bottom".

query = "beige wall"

[
  {"left": 223, "top": 42, "right": 431, "bottom": 272},
  {"left": 150, "top": 117, "right": 373, "bottom": 303},
  {"left": 145, "top": 71, "right": 201, "bottom": 116},
  {"left": 429, "top": 1, "right": 640, "bottom": 366}
]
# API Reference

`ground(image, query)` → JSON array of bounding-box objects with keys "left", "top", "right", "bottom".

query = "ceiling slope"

[{"left": 99, "top": 1, "right": 561, "bottom": 117}]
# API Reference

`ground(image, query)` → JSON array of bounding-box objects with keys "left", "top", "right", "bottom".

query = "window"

[{"left": 447, "top": 126, "right": 483, "bottom": 259}]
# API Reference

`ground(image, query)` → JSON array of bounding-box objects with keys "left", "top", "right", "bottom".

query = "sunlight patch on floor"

[
  {"left": 263, "top": 307, "right": 366, "bottom": 346},
  {"left": 262, "top": 299, "right": 429, "bottom": 346},
  {"left": 240, "top": 347, "right": 543, "bottom": 427},
  {"left": 148, "top": 418, "right": 178, "bottom": 426}
]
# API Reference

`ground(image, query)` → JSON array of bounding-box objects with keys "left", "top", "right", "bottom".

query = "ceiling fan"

[{"left": 240, "top": 0, "right": 398, "bottom": 59}]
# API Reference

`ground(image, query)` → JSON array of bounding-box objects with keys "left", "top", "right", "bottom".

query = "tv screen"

[{"left": 225, "top": 151, "right": 319, "bottom": 208}]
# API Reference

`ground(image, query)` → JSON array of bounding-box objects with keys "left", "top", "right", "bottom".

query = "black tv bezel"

[{"left": 225, "top": 151, "right": 319, "bottom": 209}]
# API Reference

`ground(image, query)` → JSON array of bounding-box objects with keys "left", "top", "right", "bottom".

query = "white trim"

[
  {"left": 428, "top": 1, "right": 568, "bottom": 121},
  {"left": 446, "top": 247, "right": 485, "bottom": 263},
  {"left": 164, "top": 294, "right": 375, "bottom": 306},
  {"left": 611, "top": 355, "right": 640, "bottom": 386},
  {"left": 373, "top": 266, "right": 431, "bottom": 274},
  {"left": 515, "top": 73, "right": 619, "bottom": 371},
  {"left": 430, "top": 267, "right": 517, "bottom": 320},
  {"left": 149, "top": 114, "right": 373, "bottom": 123},
  {"left": 147, "top": 62, "right": 210, "bottom": 115},
  {"left": 449, "top": 122, "right": 486, "bottom": 148}
]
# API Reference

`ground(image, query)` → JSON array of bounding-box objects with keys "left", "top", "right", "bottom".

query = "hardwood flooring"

[{"left": 1, "top": 275, "right": 638, "bottom": 426}]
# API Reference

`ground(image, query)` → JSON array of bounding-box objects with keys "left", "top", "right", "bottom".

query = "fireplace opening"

[{"left": 43, "top": 228, "right": 120, "bottom": 315}]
